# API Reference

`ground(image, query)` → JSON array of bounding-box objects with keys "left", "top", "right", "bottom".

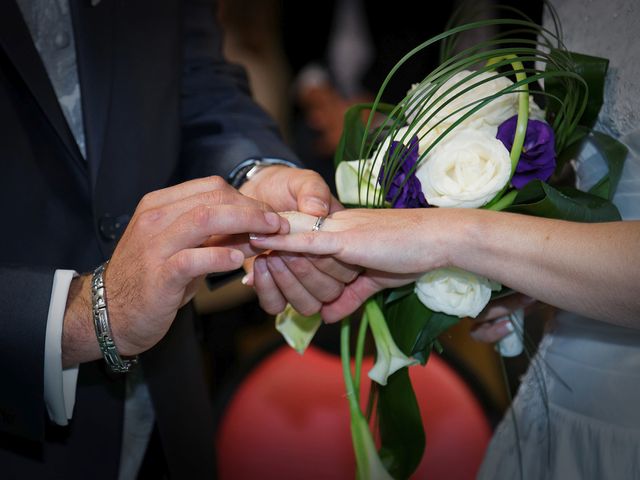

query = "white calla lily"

[
  {"left": 368, "top": 337, "right": 418, "bottom": 386},
  {"left": 336, "top": 127, "right": 416, "bottom": 207},
  {"left": 275, "top": 304, "right": 322, "bottom": 354},
  {"left": 335, "top": 159, "right": 382, "bottom": 206},
  {"left": 364, "top": 299, "right": 418, "bottom": 386}
]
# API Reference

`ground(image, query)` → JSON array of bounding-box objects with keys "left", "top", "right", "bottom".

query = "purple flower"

[
  {"left": 378, "top": 136, "right": 429, "bottom": 208},
  {"left": 496, "top": 115, "right": 556, "bottom": 189}
]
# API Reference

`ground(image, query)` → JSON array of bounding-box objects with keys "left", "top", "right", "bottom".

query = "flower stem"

[
  {"left": 365, "top": 298, "right": 393, "bottom": 347},
  {"left": 341, "top": 319, "right": 356, "bottom": 402},
  {"left": 341, "top": 317, "right": 394, "bottom": 480},
  {"left": 486, "top": 189, "right": 518, "bottom": 211},
  {"left": 354, "top": 312, "right": 369, "bottom": 396},
  {"left": 487, "top": 55, "right": 530, "bottom": 175},
  {"left": 341, "top": 320, "right": 368, "bottom": 479}
]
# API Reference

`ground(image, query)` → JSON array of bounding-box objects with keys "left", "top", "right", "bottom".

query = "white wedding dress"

[{"left": 478, "top": 0, "right": 640, "bottom": 478}]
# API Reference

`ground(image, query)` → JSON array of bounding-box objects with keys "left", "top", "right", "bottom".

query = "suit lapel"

[
  {"left": 0, "top": 0, "right": 85, "bottom": 171},
  {"left": 70, "top": 0, "right": 115, "bottom": 186}
]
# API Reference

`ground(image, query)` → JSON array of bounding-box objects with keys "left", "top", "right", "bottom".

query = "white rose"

[
  {"left": 415, "top": 127, "right": 511, "bottom": 208},
  {"left": 405, "top": 70, "right": 519, "bottom": 138},
  {"left": 415, "top": 267, "right": 500, "bottom": 318}
]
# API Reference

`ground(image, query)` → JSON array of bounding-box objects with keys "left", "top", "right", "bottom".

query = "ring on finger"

[{"left": 311, "top": 216, "right": 326, "bottom": 232}]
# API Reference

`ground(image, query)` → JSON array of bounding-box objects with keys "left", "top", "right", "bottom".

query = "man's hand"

[
  {"left": 240, "top": 166, "right": 361, "bottom": 316},
  {"left": 470, "top": 293, "right": 537, "bottom": 343},
  {"left": 239, "top": 165, "right": 340, "bottom": 215},
  {"left": 62, "top": 176, "right": 286, "bottom": 367}
]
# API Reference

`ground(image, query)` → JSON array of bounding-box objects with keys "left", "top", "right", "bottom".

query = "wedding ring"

[{"left": 311, "top": 216, "right": 326, "bottom": 232}]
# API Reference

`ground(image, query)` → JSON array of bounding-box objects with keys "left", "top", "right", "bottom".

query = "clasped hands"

[{"left": 64, "top": 166, "right": 526, "bottom": 367}]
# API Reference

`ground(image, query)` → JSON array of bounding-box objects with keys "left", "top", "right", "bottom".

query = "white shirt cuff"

[{"left": 44, "top": 269, "right": 80, "bottom": 425}]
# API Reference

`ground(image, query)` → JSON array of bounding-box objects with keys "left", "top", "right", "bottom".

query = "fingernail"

[
  {"left": 241, "top": 273, "right": 251, "bottom": 285},
  {"left": 249, "top": 233, "right": 266, "bottom": 241},
  {"left": 304, "top": 198, "right": 328, "bottom": 215},
  {"left": 264, "top": 212, "right": 280, "bottom": 228},
  {"left": 230, "top": 250, "right": 244, "bottom": 264},
  {"left": 279, "top": 216, "right": 290, "bottom": 234},
  {"left": 268, "top": 255, "right": 286, "bottom": 272},
  {"left": 501, "top": 320, "right": 515, "bottom": 334},
  {"left": 279, "top": 252, "right": 294, "bottom": 262},
  {"left": 254, "top": 257, "right": 266, "bottom": 273}
]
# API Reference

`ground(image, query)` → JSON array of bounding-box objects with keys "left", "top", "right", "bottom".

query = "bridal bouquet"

[{"left": 276, "top": 5, "right": 625, "bottom": 479}]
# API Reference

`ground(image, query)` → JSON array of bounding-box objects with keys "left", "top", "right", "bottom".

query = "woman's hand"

[
  {"left": 249, "top": 209, "right": 454, "bottom": 322},
  {"left": 470, "top": 293, "right": 537, "bottom": 343},
  {"left": 251, "top": 209, "right": 453, "bottom": 274}
]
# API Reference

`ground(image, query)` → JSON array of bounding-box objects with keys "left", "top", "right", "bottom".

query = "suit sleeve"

[
  {"left": 179, "top": 0, "right": 300, "bottom": 181},
  {"left": 0, "top": 266, "right": 53, "bottom": 441}
]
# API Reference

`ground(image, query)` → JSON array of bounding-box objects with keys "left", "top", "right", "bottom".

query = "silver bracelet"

[{"left": 91, "top": 261, "right": 138, "bottom": 373}]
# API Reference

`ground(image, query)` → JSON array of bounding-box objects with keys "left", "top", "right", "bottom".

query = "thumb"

[
  {"left": 329, "top": 195, "right": 344, "bottom": 213},
  {"left": 292, "top": 170, "right": 332, "bottom": 216},
  {"left": 320, "top": 275, "right": 382, "bottom": 323}
]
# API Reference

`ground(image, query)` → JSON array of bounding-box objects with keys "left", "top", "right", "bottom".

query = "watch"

[{"left": 227, "top": 157, "right": 299, "bottom": 189}]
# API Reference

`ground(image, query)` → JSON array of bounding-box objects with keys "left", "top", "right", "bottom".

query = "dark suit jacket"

[{"left": 0, "top": 0, "right": 296, "bottom": 477}]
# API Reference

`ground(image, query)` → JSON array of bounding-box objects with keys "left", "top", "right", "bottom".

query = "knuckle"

[
  {"left": 297, "top": 303, "right": 320, "bottom": 317},
  {"left": 322, "top": 283, "right": 344, "bottom": 303},
  {"left": 257, "top": 200, "right": 272, "bottom": 212},
  {"left": 135, "top": 208, "right": 163, "bottom": 232},
  {"left": 170, "top": 251, "right": 192, "bottom": 277},
  {"left": 301, "top": 232, "right": 317, "bottom": 247},
  {"left": 138, "top": 192, "right": 157, "bottom": 210},
  {"left": 344, "top": 268, "right": 359, "bottom": 284},
  {"left": 208, "top": 175, "right": 227, "bottom": 190},
  {"left": 203, "top": 189, "right": 225, "bottom": 206},
  {"left": 206, "top": 248, "right": 227, "bottom": 269},
  {"left": 191, "top": 205, "right": 213, "bottom": 228},
  {"left": 300, "top": 168, "right": 319, "bottom": 180},
  {"left": 236, "top": 206, "right": 253, "bottom": 225},
  {"left": 259, "top": 296, "right": 284, "bottom": 316},
  {"left": 284, "top": 255, "right": 313, "bottom": 277}
]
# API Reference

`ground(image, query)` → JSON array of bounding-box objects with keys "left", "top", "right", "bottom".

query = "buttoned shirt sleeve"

[{"left": 43, "top": 270, "right": 79, "bottom": 425}]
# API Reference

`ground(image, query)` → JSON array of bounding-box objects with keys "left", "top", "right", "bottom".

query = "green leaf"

[
  {"left": 410, "top": 312, "right": 460, "bottom": 365},
  {"left": 385, "top": 284, "right": 415, "bottom": 305},
  {"left": 385, "top": 293, "right": 460, "bottom": 366},
  {"left": 507, "top": 180, "right": 621, "bottom": 221},
  {"left": 334, "top": 102, "right": 397, "bottom": 167},
  {"left": 385, "top": 293, "right": 432, "bottom": 355},
  {"left": 375, "top": 292, "right": 460, "bottom": 479},
  {"left": 545, "top": 50, "right": 608, "bottom": 129},
  {"left": 377, "top": 368, "right": 425, "bottom": 480},
  {"left": 586, "top": 131, "right": 628, "bottom": 200},
  {"left": 556, "top": 125, "right": 589, "bottom": 171},
  {"left": 335, "top": 103, "right": 369, "bottom": 167}
]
